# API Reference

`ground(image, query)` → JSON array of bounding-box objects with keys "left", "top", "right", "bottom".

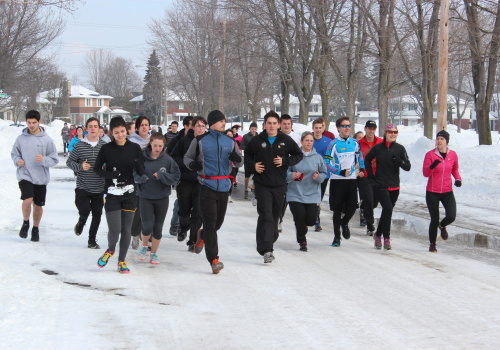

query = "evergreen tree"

[{"left": 143, "top": 50, "right": 162, "bottom": 124}]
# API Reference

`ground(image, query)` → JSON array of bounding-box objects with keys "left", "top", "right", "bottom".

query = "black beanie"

[
  {"left": 436, "top": 130, "right": 450, "bottom": 144},
  {"left": 207, "top": 110, "right": 225, "bottom": 127}
]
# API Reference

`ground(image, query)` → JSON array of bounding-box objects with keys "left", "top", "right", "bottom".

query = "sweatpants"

[
  {"left": 75, "top": 188, "right": 104, "bottom": 242},
  {"left": 140, "top": 197, "right": 169, "bottom": 240},
  {"left": 106, "top": 210, "right": 135, "bottom": 261},
  {"left": 288, "top": 201, "right": 319, "bottom": 244},
  {"left": 358, "top": 177, "right": 379, "bottom": 231},
  {"left": 329, "top": 179, "right": 358, "bottom": 236},
  {"left": 426, "top": 191, "right": 456, "bottom": 244},
  {"left": 131, "top": 200, "right": 142, "bottom": 237},
  {"left": 170, "top": 198, "right": 180, "bottom": 227},
  {"left": 255, "top": 184, "right": 287, "bottom": 255},
  {"left": 320, "top": 178, "right": 329, "bottom": 200},
  {"left": 373, "top": 185, "right": 399, "bottom": 239},
  {"left": 63, "top": 141, "right": 69, "bottom": 154},
  {"left": 200, "top": 186, "right": 229, "bottom": 263},
  {"left": 177, "top": 180, "right": 202, "bottom": 244}
]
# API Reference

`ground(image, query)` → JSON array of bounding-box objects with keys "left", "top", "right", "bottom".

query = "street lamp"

[{"left": 136, "top": 63, "right": 168, "bottom": 125}]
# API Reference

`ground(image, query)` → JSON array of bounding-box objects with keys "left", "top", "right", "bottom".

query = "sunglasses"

[
  {"left": 340, "top": 125, "right": 351, "bottom": 128},
  {"left": 386, "top": 130, "right": 398, "bottom": 135}
]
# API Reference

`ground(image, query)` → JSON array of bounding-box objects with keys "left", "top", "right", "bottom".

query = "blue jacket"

[
  {"left": 313, "top": 135, "right": 332, "bottom": 177},
  {"left": 183, "top": 128, "right": 243, "bottom": 192},
  {"left": 286, "top": 148, "right": 327, "bottom": 204},
  {"left": 324, "top": 137, "right": 364, "bottom": 180}
]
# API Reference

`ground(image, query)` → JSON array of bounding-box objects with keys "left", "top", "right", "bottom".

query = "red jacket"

[
  {"left": 359, "top": 135, "right": 383, "bottom": 177},
  {"left": 423, "top": 148, "right": 461, "bottom": 193},
  {"left": 323, "top": 130, "right": 335, "bottom": 140}
]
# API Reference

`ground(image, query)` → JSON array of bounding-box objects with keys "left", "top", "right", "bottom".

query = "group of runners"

[{"left": 11, "top": 109, "right": 461, "bottom": 274}]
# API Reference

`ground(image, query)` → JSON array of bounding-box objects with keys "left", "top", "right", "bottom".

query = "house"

[{"left": 130, "top": 91, "right": 194, "bottom": 124}]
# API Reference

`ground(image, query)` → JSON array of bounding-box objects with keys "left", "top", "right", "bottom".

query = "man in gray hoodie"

[{"left": 11, "top": 110, "right": 59, "bottom": 241}]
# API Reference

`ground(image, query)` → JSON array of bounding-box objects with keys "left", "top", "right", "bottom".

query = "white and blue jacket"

[{"left": 324, "top": 137, "right": 364, "bottom": 180}]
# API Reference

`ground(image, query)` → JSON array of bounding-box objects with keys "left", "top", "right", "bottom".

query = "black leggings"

[
  {"left": 373, "top": 185, "right": 399, "bottom": 239},
  {"left": 75, "top": 188, "right": 104, "bottom": 241},
  {"left": 288, "top": 202, "right": 319, "bottom": 244},
  {"left": 140, "top": 197, "right": 169, "bottom": 240},
  {"left": 426, "top": 191, "right": 456, "bottom": 244}
]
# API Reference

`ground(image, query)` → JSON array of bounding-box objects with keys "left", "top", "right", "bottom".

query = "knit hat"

[
  {"left": 436, "top": 129, "right": 450, "bottom": 144},
  {"left": 207, "top": 110, "right": 225, "bottom": 127},
  {"left": 385, "top": 123, "right": 398, "bottom": 132}
]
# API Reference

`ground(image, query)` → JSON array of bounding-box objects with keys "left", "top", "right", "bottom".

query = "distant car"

[{"left": 9, "top": 123, "right": 25, "bottom": 127}]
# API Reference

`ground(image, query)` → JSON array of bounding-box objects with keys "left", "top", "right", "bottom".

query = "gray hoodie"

[
  {"left": 11, "top": 127, "right": 59, "bottom": 185},
  {"left": 129, "top": 132, "right": 151, "bottom": 150}
]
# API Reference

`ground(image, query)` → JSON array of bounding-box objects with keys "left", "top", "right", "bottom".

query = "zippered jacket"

[
  {"left": 423, "top": 148, "right": 461, "bottom": 193},
  {"left": 66, "top": 137, "right": 106, "bottom": 193},
  {"left": 358, "top": 135, "right": 383, "bottom": 177},
  {"left": 134, "top": 147, "right": 180, "bottom": 199},
  {"left": 11, "top": 127, "right": 59, "bottom": 185},
  {"left": 184, "top": 128, "right": 243, "bottom": 192},
  {"left": 364, "top": 141, "right": 411, "bottom": 188},
  {"left": 286, "top": 148, "right": 327, "bottom": 204},
  {"left": 244, "top": 130, "right": 303, "bottom": 187},
  {"left": 170, "top": 129, "right": 198, "bottom": 182},
  {"left": 324, "top": 137, "right": 364, "bottom": 180}
]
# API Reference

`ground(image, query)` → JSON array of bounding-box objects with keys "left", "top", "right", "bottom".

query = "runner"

[
  {"left": 68, "top": 126, "right": 84, "bottom": 153},
  {"left": 358, "top": 121, "right": 383, "bottom": 236},
  {"left": 245, "top": 111, "right": 303, "bottom": 263},
  {"left": 364, "top": 124, "right": 411, "bottom": 250},
  {"left": 241, "top": 122, "right": 259, "bottom": 199},
  {"left": 95, "top": 116, "right": 145, "bottom": 274},
  {"left": 99, "top": 126, "right": 111, "bottom": 143},
  {"left": 286, "top": 131, "right": 327, "bottom": 252},
  {"left": 126, "top": 121, "right": 135, "bottom": 139},
  {"left": 66, "top": 117, "right": 106, "bottom": 249},
  {"left": 423, "top": 130, "right": 461, "bottom": 252},
  {"left": 324, "top": 117, "right": 364, "bottom": 247},
  {"left": 129, "top": 116, "right": 151, "bottom": 250},
  {"left": 61, "top": 122, "right": 71, "bottom": 156},
  {"left": 280, "top": 114, "right": 301, "bottom": 145},
  {"left": 164, "top": 121, "right": 179, "bottom": 146},
  {"left": 11, "top": 110, "right": 59, "bottom": 242},
  {"left": 184, "top": 110, "right": 242, "bottom": 274},
  {"left": 135, "top": 132, "right": 180, "bottom": 264},
  {"left": 170, "top": 116, "right": 207, "bottom": 250}
]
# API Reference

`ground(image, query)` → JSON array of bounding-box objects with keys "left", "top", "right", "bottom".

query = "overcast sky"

[{"left": 51, "top": 0, "right": 174, "bottom": 85}]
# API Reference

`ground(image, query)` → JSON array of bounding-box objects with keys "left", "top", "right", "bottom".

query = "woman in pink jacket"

[{"left": 423, "top": 130, "right": 461, "bottom": 252}]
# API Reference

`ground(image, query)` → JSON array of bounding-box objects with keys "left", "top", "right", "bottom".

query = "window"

[
  {"left": 275, "top": 106, "right": 281, "bottom": 112},
  {"left": 179, "top": 101, "right": 185, "bottom": 110},
  {"left": 408, "top": 104, "right": 418, "bottom": 111},
  {"left": 309, "top": 104, "right": 318, "bottom": 113},
  {"left": 85, "top": 98, "right": 92, "bottom": 107},
  {"left": 97, "top": 99, "right": 103, "bottom": 107}
]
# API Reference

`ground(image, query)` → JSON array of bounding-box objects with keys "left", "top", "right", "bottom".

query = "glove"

[
  {"left": 430, "top": 159, "right": 441, "bottom": 170},
  {"left": 392, "top": 155, "right": 402, "bottom": 166},
  {"left": 190, "top": 161, "right": 203, "bottom": 171},
  {"left": 228, "top": 150, "right": 242, "bottom": 163},
  {"left": 455, "top": 180, "right": 462, "bottom": 187},
  {"left": 294, "top": 173, "right": 304, "bottom": 181}
]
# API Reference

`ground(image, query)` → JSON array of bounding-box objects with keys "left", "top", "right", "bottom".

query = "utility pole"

[
  {"left": 436, "top": 0, "right": 450, "bottom": 132},
  {"left": 163, "top": 61, "right": 168, "bottom": 123},
  {"left": 219, "top": 20, "right": 226, "bottom": 113}
]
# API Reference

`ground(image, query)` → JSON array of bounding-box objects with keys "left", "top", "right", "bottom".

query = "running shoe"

[
  {"left": 150, "top": 253, "right": 160, "bottom": 265},
  {"left": 341, "top": 224, "right": 350, "bottom": 239},
  {"left": 429, "top": 243, "right": 437, "bottom": 253},
  {"left": 31, "top": 227, "right": 39, "bottom": 242},
  {"left": 98, "top": 249, "right": 114, "bottom": 267},
  {"left": 74, "top": 221, "right": 85, "bottom": 236},
  {"left": 374, "top": 235, "right": 382, "bottom": 250},
  {"left": 263, "top": 252, "right": 275, "bottom": 263},
  {"left": 19, "top": 221, "right": 29, "bottom": 239},
  {"left": 131, "top": 235, "right": 140, "bottom": 250},
  {"left": 117, "top": 260, "right": 130, "bottom": 274},
  {"left": 194, "top": 229, "right": 204, "bottom": 254},
  {"left": 169, "top": 225, "right": 180, "bottom": 236},
  {"left": 359, "top": 209, "right": 366, "bottom": 226},
  {"left": 278, "top": 223, "right": 282, "bottom": 233},
  {"left": 211, "top": 258, "right": 224, "bottom": 274},
  {"left": 314, "top": 216, "right": 322, "bottom": 232},
  {"left": 88, "top": 240, "right": 100, "bottom": 249},
  {"left": 228, "top": 195, "right": 233, "bottom": 203},
  {"left": 439, "top": 225, "right": 449, "bottom": 240},
  {"left": 299, "top": 242, "right": 308, "bottom": 252},
  {"left": 137, "top": 245, "right": 148, "bottom": 261},
  {"left": 244, "top": 191, "right": 249, "bottom": 199},
  {"left": 331, "top": 236, "right": 341, "bottom": 247},
  {"left": 366, "top": 227, "right": 374, "bottom": 236},
  {"left": 252, "top": 196, "right": 257, "bottom": 206},
  {"left": 177, "top": 230, "right": 187, "bottom": 242},
  {"left": 188, "top": 243, "right": 195, "bottom": 252},
  {"left": 384, "top": 238, "right": 392, "bottom": 250}
]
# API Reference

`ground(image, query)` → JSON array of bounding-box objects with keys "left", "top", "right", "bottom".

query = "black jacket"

[
  {"left": 245, "top": 130, "right": 303, "bottom": 187},
  {"left": 170, "top": 129, "right": 198, "bottom": 182},
  {"left": 364, "top": 141, "right": 411, "bottom": 189},
  {"left": 166, "top": 128, "right": 187, "bottom": 154}
]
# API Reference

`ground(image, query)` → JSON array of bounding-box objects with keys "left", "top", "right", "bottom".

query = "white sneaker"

[
  {"left": 252, "top": 196, "right": 257, "bottom": 206},
  {"left": 137, "top": 245, "right": 148, "bottom": 260},
  {"left": 131, "top": 235, "right": 140, "bottom": 250},
  {"left": 228, "top": 195, "right": 233, "bottom": 203},
  {"left": 150, "top": 252, "right": 160, "bottom": 265},
  {"left": 264, "top": 252, "right": 275, "bottom": 263}
]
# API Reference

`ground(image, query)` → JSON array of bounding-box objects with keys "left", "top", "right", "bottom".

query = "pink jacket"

[{"left": 423, "top": 148, "right": 461, "bottom": 193}]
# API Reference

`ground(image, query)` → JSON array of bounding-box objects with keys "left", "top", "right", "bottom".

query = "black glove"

[
  {"left": 339, "top": 169, "right": 347, "bottom": 177},
  {"left": 455, "top": 180, "right": 462, "bottom": 187},
  {"left": 190, "top": 161, "right": 203, "bottom": 171},
  {"left": 228, "top": 150, "right": 242, "bottom": 163},
  {"left": 392, "top": 155, "right": 402, "bottom": 166},
  {"left": 430, "top": 159, "right": 441, "bottom": 170}
]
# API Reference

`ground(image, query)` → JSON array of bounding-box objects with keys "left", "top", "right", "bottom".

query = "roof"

[
  {"left": 129, "top": 91, "right": 187, "bottom": 103},
  {"left": 37, "top": 85, "right": 113, "bottom": 104}
]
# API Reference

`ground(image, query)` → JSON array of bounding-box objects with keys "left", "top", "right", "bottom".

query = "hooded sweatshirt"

[
  {"left": 286, "top": 148, "right": 327, "bottom": 204},
  {"left": 129, "top": 131, "right": 151, "bottom": 150},
  {"left": 11, "top": 126, "right": 59, "bottom": 185},
  {"left": 134, "top": 147, "right": 181, "bottom": 199}
]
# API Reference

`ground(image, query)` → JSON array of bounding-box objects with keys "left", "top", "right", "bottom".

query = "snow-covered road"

[{"left": 1, "top": 163, "right": 500, "bottom": 349}]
